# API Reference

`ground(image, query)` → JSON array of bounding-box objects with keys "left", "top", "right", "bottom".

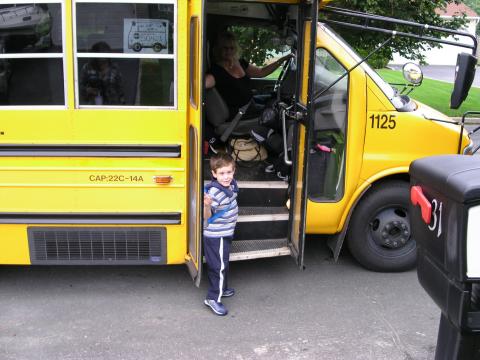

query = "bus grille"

[{"left": 28, "top": 227, "right": 166, "bottom": 265}]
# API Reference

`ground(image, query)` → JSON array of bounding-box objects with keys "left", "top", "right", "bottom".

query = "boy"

[{"left": 203, "top": 153, "right": 239, "bottom": 316}]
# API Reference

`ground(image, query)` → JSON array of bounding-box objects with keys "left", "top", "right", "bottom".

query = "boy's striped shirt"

[{"left": 204, "top": 182, "right": 238, "bottom": 238}]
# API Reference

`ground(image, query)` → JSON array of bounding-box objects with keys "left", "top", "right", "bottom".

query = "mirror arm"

[
  {"left": 469, "top": 125, "right": 480, "bottom": 136},
  {"left": 422, "top": 115, "right": 460, "bottom": 125},
  {"left": 323, "top": 6, "right": 478, "bottom": 55},
  {"left": 458, "top": 111, "right": 480, "bottom": 154}
]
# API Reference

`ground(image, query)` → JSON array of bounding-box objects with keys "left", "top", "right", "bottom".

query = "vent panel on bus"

[{"left": 28, "top": 227, "right": 166, "bottom": 265}]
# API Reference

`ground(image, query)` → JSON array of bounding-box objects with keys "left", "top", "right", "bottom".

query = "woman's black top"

[{"left": 210, "top": 59, "right": 252, "bottom": 117}]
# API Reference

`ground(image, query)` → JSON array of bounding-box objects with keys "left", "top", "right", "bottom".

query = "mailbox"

[{"left": 410, "top": 155, "right": 480, "bottom": 359}]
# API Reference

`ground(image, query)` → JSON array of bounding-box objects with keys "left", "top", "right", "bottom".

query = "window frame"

[
  {"left": 73, "top": 0, "right": 177, "bottom": 109},
  {"left": 0, "top": 0, "right": 67, "bottom": 109},
  {"left": 308, "top": 46, "right": 349, "bottom": 203},
  {"left": 189, "top": 16, "right": 198, "bottom": 109}
]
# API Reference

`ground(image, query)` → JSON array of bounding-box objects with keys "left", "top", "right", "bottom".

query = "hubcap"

[{"left": 369, "top": 207, "right": 410, "bottom": 249}]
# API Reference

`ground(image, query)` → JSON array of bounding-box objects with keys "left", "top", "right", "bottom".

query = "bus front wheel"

[
  {"left": 132, "top": 43, "right": 142, "bottom": 52},
  {"left": 347, "top": 180, "right": 416, "bottom": 272}
]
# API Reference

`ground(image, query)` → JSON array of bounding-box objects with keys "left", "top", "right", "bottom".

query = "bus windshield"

[{"left": 320, "top": 23, "right": 413, "bottom": 111}]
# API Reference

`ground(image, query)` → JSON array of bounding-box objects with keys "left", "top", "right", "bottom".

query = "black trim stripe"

[
  {"left": 0, "top": 213, "right": 181, "bottom": 224},
  {"left": 0, "top": 145, "right": 181, "bottom": 158}
]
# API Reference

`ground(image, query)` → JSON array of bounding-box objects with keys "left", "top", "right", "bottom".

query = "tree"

[
  {"left": 323, "top": 0, "right": 468, "bottom": 66},
  {"left": 230, "top": 26, "right": 284, "bottom": 65}
]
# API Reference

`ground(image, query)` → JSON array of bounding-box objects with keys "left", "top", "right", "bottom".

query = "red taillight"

[{"left": 411, "top": 185, "right": 432, "bottom": 224}]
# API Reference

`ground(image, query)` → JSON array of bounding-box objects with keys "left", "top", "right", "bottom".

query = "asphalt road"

[
  {"left": 389, "top": 65, "right": 480, "bottom": 88},
  {"left": 0, "top": 240, "right": 439, "bottom": 360},
  {"left": 421, "top": 65, "right": 480, "bottom": 88}
]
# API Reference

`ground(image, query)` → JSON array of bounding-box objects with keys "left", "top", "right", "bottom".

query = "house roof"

[{"left": 435, "top": 2, "right": 478, "bottom": 18}]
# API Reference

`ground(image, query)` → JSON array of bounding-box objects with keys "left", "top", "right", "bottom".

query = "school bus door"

[
  {"left": 288, "top": 1, "right": 318, "bottom": 267},
  {"left": 186, "top": 8, "right": 203, "bottom": 286}
]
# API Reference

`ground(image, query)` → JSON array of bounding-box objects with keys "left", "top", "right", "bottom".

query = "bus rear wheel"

[
  {"left": 347, "top": 180, "right": 416, "bottom": 272},
  {"left": 153, "top": 43, "right": 163, "bottom": 52}
]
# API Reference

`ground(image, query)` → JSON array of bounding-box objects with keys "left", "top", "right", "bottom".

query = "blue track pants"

[{"left": 204, "top": 236, "right": 232, "bottom": 302}]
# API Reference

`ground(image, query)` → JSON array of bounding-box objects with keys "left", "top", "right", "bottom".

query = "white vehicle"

[
  {"left": 0, "top": 4, "right": 51, "bottom": 35},
  {"left": 127, "top": 19, "right": 168, "bottom": 53}
]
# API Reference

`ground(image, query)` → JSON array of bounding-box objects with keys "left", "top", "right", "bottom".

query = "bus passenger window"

[
  {"left": 0, "top": 2, "right": 64, "bottom": 106},
  {"left": 75, "top": 1, "right": 176, "bottom": 108}
]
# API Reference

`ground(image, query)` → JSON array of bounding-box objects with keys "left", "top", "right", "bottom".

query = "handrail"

[
  {"left": 280, "top": 104, "right": 292, "bottom": 166},
  {"left": 458, "top": 111, "right": 480, "bottom": 154}
]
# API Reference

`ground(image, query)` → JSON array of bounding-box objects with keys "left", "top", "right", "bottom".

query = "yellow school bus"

[{"left": 0, "top": 0, "right": 476, "bottom": 282}]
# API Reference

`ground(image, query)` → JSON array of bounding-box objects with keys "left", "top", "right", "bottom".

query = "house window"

[
  {"left": 74, "top": 0, "right": 176, "bottom": 108},
  {"left": 0, "top": 2, "right": 65, "bottom": 106}
]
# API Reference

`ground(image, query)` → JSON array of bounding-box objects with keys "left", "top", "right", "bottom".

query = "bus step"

[
  {"left": 230, "top": 238, "right": 290, "bottom": 261},
  {"left": 237, "top": 206, "right": 288, "bottom": 222},
  {"left": 237, "top": 181, "right": 288, "bottom": 207},
  {"left": 235, "top": 207, "right": 288, "bottom": 240},
  {"left": 203, "top": 180, "right": 288, "bottom": 207}
]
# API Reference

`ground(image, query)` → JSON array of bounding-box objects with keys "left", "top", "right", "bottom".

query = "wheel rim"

[{"left": 368, "top": 206, "right": 414, "bottom": 254}]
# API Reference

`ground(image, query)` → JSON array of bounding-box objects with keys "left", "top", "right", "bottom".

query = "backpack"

[
  {"left": 230, "top": 138, "right": 267, "bottom": 162},
  {"left": 204, "top": 180, "right": 238, "bottom": 224}
]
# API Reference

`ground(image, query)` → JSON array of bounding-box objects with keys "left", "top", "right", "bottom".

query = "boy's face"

[{"left": 212, "top": 164, "right": 235, "bottom": 187}]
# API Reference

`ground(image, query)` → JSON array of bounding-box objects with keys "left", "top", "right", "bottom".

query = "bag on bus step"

[{"left": 229, "top": 138, "right": 268, "bottom": 163}]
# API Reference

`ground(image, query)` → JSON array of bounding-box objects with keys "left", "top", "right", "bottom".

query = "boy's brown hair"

[{"left": 210, "top": 152, "right": 235, "bottom": 173}]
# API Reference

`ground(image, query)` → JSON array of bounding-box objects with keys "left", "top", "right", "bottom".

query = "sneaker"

[
  {"left": 277, "top": 171, "right": 289, "bottom": 181},
  {"left": 264, "top": 164, "right": 275, "bottom": 173},
  {"left": 204, "top": 299, "right": 228, "bottom": 316},
  {"left": 222, "top": 288, "right": 235, "bottom": 298}
]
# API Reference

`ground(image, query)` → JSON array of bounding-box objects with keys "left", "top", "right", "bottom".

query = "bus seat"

[{"left": 205, "top": 87, "right": 266, "bottom": 143}]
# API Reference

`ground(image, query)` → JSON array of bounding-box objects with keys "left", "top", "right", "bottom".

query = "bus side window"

[
  {"left": 0, "top": 2, "right": 65, "bottom": 106},
  {"left": 75, "top": 1, "right": 176, "bottom": 108}
]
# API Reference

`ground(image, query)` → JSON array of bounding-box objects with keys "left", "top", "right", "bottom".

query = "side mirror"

[
  {"left": 450, "top": 52, "right": 477, "bottom": 109},
  {"left": 402, "top": 62, "right": 423, "bottom": 85}
]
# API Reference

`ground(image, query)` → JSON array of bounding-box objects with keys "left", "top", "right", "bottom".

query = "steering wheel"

[{"left": 273, "top": 52, "right": 295, "bottom": 94}]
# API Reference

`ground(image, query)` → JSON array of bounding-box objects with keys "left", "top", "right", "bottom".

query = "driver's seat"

[{"left": 205, "top": 87, "right": 267, "bottom": 143}]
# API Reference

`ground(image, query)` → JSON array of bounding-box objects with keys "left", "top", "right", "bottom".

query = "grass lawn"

[
  {"left": 377, "top": 69, "right": 480, "bottom": 118},
  {"left": 267, "top": 68, "right": 479, "bottom": 118},
  {"left": 265, "top": 68, "right": 282, "bottom": 80}
]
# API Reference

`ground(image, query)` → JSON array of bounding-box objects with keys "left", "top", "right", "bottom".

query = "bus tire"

[
  {"left": 153, "top": 43, "right": 163, "bottom": 52},
  {"left": 347, "top": 180, "right": 416, "bottom": 272},
  {"left": 132, "top": 43, "right": 142, "bottom": 52}
]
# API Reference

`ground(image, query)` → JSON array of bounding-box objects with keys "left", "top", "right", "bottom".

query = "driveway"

[
  {"left": 0, "top": 240, "right": 440, "bottom": 360},
  {"left": 389, "top": 64, "right": 480, "bottom": 88}
]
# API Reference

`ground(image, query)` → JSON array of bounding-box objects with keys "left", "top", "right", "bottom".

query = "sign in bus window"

[
  {"left": 75, "top": 1, "right": 175, "bottom": 107},
  {"left": 0, "top": 2, "right": 64, "bottom": 106},
  {"left": 124, "top": 18, "right": 169, "bottom": 54}
]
